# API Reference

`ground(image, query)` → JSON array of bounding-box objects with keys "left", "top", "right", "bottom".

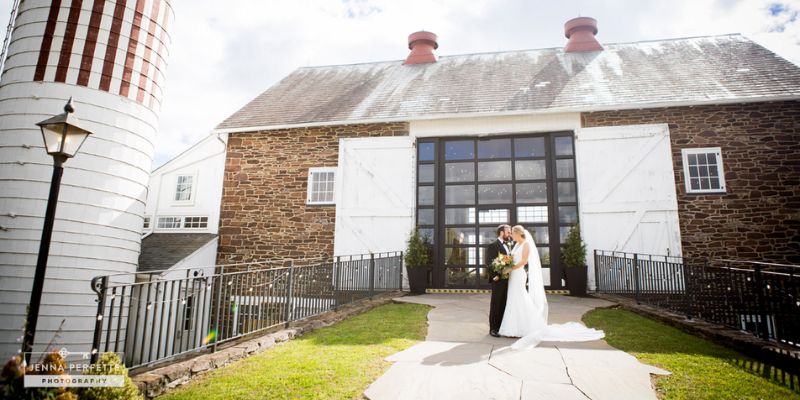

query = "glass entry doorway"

[{"left": 415, "top": 132, "right": 578, "bottom": 289}]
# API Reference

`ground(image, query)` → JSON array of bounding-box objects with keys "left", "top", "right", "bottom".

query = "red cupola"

[
  {"left": 564, "top": 17, "right": 603, "bottom": 52},
  {"left": 404, "top": 31, "right": 438, "bottom": 64}
]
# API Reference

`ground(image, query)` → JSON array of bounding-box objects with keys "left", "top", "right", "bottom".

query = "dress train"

[{"left": 498, "top": 230, "right": 604, "bottom": 350}]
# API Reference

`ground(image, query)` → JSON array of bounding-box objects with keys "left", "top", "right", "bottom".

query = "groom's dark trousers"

[{"left": 486, "top": 239, "right": 509, "bottom": 332}]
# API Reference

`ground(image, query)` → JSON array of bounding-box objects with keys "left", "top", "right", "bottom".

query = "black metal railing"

[
  {"left": 89, "top": 252, "right": 403, "bottom": 369},
  {"left": 595, "top": 250, "right": 800, "bottom": 348}
]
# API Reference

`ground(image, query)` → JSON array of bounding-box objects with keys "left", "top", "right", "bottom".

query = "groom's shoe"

[{"left": 489, "top": 330, "right": 500, "bottom": 337}]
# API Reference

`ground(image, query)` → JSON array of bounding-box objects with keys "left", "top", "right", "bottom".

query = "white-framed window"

[
  {"left": 157, "top": 217, "right": 182, "bottom": 229},
  {"left": 306, "top": 167, "right": 336, "bottom": 205},
  {"left": 478, "top": 209, "right": 508, "bottom": 224},
  {"left": 154, "top": 216, "right": 209, "bottom": 230},
  {"left": 174, "top": 175, "right": 194, "bottom": 202},
  {"left": 517, "top": 206, "right": 548, "bottom": 223},
  {"left": 184, "top": 216, "right": 208, "bottom": 229},
  {"left": 143, "top": 217, "right": 151, "bottom": 229},
  {"left": 681, "top": 147, "right": 727, "bottom": 194}
]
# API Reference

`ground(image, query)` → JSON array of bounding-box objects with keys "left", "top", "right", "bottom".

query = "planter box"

[
  {"left": 406, "top": 266, "right": 429, "bottom": 294},
  {"left": 565, "top": 265, "right": 588, "bottom": 297}
]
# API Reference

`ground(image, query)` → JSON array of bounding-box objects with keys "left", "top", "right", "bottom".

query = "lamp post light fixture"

[{"left": 21, "top": 97, "right": 93, "bottom": 364}]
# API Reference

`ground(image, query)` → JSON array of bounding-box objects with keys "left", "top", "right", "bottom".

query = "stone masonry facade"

[
  {"left": 217, "top": 123, "right": 409, "bottom": 266},
  {"left": 582, "top": 100, "right": 800, "bottom": 263},
  {"left": 218, "top": 102, "right": 799, "bottom": 266}
]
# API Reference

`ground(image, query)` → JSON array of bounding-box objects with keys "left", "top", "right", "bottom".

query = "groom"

[{"left": 486, "top": 224, "right": 513, "bottom": 337}]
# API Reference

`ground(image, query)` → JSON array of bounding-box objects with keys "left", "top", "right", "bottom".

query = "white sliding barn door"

[
  {"left": 334, "top": 137, "right": 416, "bottom": 257},
  {"left": 576, "top": 124, "right": 682, "bottom": 288}
]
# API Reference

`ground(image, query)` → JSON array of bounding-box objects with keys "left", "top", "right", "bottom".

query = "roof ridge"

[
  {"left": 603, "top": 32, "right": 744, "bottom": 46},
  {"left": 295, "top": 33, "right": 746, "bottom": 70}
]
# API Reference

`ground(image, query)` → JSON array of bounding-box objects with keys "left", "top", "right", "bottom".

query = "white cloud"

[
  {"left": 0, "top": 0, "right": 797, "bottom": 167},
  {"left": 634, "top": 0, "right": 800, "bottom": 64}
]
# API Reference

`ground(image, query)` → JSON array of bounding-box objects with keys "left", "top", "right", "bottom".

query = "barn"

[{"left": 212, "top": 17, "right": 800, "bottom": 290}]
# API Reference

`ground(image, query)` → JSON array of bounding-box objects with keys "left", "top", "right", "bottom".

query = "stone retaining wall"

[{"left": 132, "top": 291, "right": 404, "bottom": 398}]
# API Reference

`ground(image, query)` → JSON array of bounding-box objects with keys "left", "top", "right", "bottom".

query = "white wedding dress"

[{"left": 498, "top": 229, "right": 605, "bottom": 350}]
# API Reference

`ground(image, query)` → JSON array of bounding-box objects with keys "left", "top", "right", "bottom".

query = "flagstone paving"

[{"left": 364, "top": 293, "right": 669, "bottom": 400}]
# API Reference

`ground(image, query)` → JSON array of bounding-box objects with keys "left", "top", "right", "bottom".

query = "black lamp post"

[{"left": 21, "top": 98, "right": 93, "bottom": 364}]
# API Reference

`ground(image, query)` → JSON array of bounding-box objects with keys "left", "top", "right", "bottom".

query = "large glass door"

[
  {"left": 441, "top": 140, "right": 478, "bottom": 287},
  {"left": 416, "top": 132, "right": 577, "bottom": 289}
]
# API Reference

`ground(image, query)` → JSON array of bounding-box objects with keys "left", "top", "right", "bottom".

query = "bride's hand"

[{"left": 502, "top": 267, "right": 512, "bottom": 274}]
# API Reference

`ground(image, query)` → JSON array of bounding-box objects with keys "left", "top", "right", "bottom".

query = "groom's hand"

[{"left": 493, "top": 276, "right": 499, "bottom": 282}]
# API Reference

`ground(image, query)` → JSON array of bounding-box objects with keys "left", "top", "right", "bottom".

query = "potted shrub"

[
  {"left": 562, "top": 223, "right": 588, "bottom": 296},
  {"left": 404, "top": 229, "right": 431, "bottom": 294}
]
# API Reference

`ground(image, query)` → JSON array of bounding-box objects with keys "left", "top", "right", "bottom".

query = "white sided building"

[
  {"left": 126, "top": 133, "right": 225, "bottom": 367},
  {"left": 139, "top": 132, "right": 227, "bottom": 276}
]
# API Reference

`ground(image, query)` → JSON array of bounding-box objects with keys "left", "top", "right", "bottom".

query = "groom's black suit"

[{"left": 486, "top": 238, "right": 511, "bottom": 333}]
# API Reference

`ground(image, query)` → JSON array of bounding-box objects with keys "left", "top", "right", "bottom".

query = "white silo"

[{"left": 0, "top": 0, "right": 174, "bottom": 359}]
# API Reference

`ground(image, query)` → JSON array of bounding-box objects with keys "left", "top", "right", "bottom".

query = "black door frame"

[{"left": 415, "top": 131, "right": 577, "bottom": 289}]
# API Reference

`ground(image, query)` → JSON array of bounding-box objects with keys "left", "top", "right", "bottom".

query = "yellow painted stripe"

[
  {"left": 425, "top": 289, "right": 490, "bottom": 294},
  {"left": 424, "top": 288, "right": 571, "bottom": 295}
]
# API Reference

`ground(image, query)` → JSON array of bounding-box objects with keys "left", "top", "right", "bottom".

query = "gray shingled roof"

[
  {"left": 216, "top": 34, "right": 800, "bottom": 132},
  {"left": 138, "top": 233, "right": 217, "bottom": 273}
]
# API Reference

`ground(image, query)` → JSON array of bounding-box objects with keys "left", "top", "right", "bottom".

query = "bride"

[{"left": 498, "top": 225, "right": 605, "bottom": 349}]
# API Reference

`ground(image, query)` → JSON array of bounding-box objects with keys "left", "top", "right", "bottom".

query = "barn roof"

[
  {"left": 216, "top": 34, "right": 800, "bottom": 132},
  {"left": 138, "top": 233, "right": 217, "bottom": 273}
]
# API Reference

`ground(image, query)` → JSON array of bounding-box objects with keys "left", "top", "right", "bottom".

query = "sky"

[{"left": 1, "top": 0, "right": 798, "bottom": 168}]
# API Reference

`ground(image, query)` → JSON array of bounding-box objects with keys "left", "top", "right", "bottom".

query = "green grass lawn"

[
  {"left": 159, "top": 303, "right": 430, "bottom": 400},
  {"left": 583, "top": 307, "right": 798, "bottom": 400}
]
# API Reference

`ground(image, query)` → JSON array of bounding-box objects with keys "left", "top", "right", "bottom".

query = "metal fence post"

[
  {"left": 333, "top": 256, "right": 340, "bottom": 311},
  {"left": 398, "top": 252, "right": 404, "bottom": 290},
  {"left": 369, "top": 253, "right": 375, "bottom": 298},
  {"left": 284, "top": 261, "right": 294, "bottom": 328},
  {"left": 90, "top": 276, "right": 108, "bottom": 364},
  {"left": 633, "top": 253, "right": 641, "bottom": 305},
  {"left": 594, "top": 250, "right": 600, "bottom": 293},
  {"left": 685, "top": 261, "right": 697, "bottom": 320},
  {"left": 212, "top": 265, "right": 224, "bottom": 352},
  {"left": 753, "top": 265, "right": 769, "bottom": 340}
]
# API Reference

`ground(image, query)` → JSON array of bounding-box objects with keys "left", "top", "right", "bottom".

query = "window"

[
  {"left": 157, "top": 217, "right": 182, "bottom": 229},
  {"left": 306, "top": 167, "right": 336, "bottom": 205},
  {"left": 681, "top": 148, "right": 726, "bottom": 194},
  {"left": 417, "top": 134, "right": 578, "bottom": 289},
  {"left": 478, "top": 209, "right": 509, "bottom": 224},
  {"left": 418, "top": 142, "right": 435, "bottom": 161},
  {"left": 518, "top": 206, "right": 548, "bottom": 223},
  {"left": 174, "top": 175, "right": 194, "bottom": 201},
  {"left": 154, "top": 216, "right": 209, "bottom": 230},
  {"left": 143, "top": 217, "right": 151, "bottom": 229},
  {"left": 183, "top": 216, "right": 208, "bottom": 229}
]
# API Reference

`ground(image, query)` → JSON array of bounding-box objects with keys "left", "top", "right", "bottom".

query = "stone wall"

[
  {"left": 217, "top": 123, "right": 409, "bottom": 265},
  {"left": 582, "top": 101, "right": 800, "bottom": 263}
]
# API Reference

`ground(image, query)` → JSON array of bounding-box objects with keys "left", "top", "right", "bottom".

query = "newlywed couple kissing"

[{"left": 487, "top": 224, "right": 604, "bottom": 350}]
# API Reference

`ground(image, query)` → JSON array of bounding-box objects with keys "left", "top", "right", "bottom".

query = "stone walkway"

[{"left": 364, "top": 293, "right": 669, "bottom": 400}]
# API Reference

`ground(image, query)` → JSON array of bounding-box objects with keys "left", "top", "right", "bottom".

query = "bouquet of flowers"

[{"left": 491, "top": 254, "right": 514, "bottom": 280}]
